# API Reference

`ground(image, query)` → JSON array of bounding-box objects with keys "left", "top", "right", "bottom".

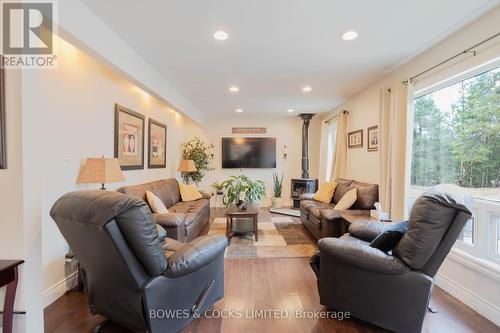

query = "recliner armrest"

[
  {"left": 156, "top": 224, "right": 167, "bottom": 243},
  {"left": 318, "top": 236, "right": 409, "bottom": 275},
  {"left": 299, "top": 193, "right": 315, "bottom": 201},
  {"left": 348, "top": 220, "right": 405, "bottom": 242},
  {"left": 153, "top": 212, "right": 186, "bottom": 227},
  {"left": 165, "top": 235, "right": 228, "bottom": 277}
]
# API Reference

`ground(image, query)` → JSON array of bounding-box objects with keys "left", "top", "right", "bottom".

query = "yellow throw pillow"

[
  {"left": 313, "top": 181, "right": 337, "bottom": 203},
  {"left": 146, "top": 191, "right": 169, "bottom": 214},
  {"left": 179, "top": 183, "right": 203, "bottom": 202},
  {"left": 334, "top": 188, "right": 357, "bottom": 210}
]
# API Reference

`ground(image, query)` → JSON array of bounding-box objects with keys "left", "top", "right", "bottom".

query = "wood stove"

[
  {"left": 291, "top": 178, "right": 318, "bottom": 208},
  {"left": 291, "top": 113, "right": 319, "bottom": 209}
]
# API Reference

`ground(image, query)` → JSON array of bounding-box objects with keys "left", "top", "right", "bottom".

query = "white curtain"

[
  {"left": 332, "top": 111, "right": 348, "bottom": 179},
  {"left": 379, "top": 88, "right": 393, "bottom": 214},
  {"left": 318, "top": 119, "right": 338, "bottom": 183},
  {"left": 379, "top": 80, "right": 414, "bottom": 220}
]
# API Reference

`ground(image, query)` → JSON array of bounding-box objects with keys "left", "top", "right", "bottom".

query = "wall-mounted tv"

[{"left": 221, "top": 137, "right": 276, "bottom": 169}]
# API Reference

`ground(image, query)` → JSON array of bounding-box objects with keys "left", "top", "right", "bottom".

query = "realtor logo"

[{"left": 1, "top": 1, "right": 57, "bottom": 68}]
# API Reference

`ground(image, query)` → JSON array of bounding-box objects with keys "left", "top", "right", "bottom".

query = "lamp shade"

[
  {"left": 76, "top": 157, "right": 125, "bottom": 184},
  {"left": 177, "top": 159, "right": 197, "bottom": 172}
]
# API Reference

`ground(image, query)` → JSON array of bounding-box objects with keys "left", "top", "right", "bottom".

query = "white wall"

[
  {"left": 196, "top": 115, "right": 322, "bottom": 207},
  {"left": 0, "top": 69, "right": 27, "bottom": 332},
  {"left": 19, "top": 37, "right": 203, "bottom": 308},
  {"left": 319, "top": 6, "right": 500, "bottom": 326}
]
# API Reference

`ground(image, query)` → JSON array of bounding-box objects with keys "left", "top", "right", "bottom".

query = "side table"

[{"left": 0, "top": 260, "right": 24, "bottom": 333}]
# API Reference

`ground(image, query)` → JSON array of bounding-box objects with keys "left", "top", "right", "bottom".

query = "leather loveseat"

[
  {"left": 300, "top": 178, "right": 378, "bottom": 240},
  {"left": 117, "top": 178, "right": 210, "bottom": 242}
]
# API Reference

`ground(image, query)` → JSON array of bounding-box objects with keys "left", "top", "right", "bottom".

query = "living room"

[{"left": 0, "top": 1, "right": 499, "bottom": 333}]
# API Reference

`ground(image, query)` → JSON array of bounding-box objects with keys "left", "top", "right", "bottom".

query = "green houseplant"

[
  {"left": 221, "top": 175, "right": 266, "bottom": 207},
  {"left": 272, "top": 172, "right": 284, "bottom": 208},
  {"left": 212, "top": 181, "right": 224, "bottom": 195},
  {"left": 181, "top": 137, "right": 214, "bottom": 183}
]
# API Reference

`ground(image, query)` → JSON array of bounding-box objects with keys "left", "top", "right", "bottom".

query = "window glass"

[{"left": 411, "top": 67, "right": 500, "bottom": 203}]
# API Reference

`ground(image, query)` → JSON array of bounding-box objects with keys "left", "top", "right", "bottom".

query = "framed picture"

[
  {"left": 114, "top": 104, "right": 145, "bottom": 170},
  {"left": 367, "top": 125, "right": 379, "bottom": 152},
  {"left": 0, "top": 63, "right": 5, "bottom": 169},
  {"left": 348, "top": 129, "right": 363, "bottom": 148},
  {"left": 148, "top": 118, "right": 167, "bottom": 168}
]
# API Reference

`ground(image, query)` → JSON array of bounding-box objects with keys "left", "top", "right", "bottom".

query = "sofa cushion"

[
  {"left": 313, "top": 181, "right": 337, "bottom": 203},
  {"left": 334, "top": 188, "right": 357, "bottom": 210},
  {"left": 154, "top": 213, "right": 186, "bottom": 227},
  {"left": 332, "top": 178, "right": 354, "bottom": 204},
  {"left": 117, "top": 178, "right": 181, "bottom": 208},
  {"left": 350, "top": 180, "right": 379, "bottom": 210},
  {"left": 393, "top": 193, "right": 464, "bottom": 269},
  {"left": 170, "top": 199, "right": 209, "bottom": 226},
  {"left": 300, "top": 200, "right": 333, "bottom": 211},
  {"left": 179, "top": 183, "right": 203, "bottom": 202},
  {"left": 319, "top": 235, "right": 410, "bottom": 275},
  {"left": 370, "top": 221, "right": 408, "bottom": 253},
  {"left": 146, "top": 191, "right": 169, "bottom": 214}
]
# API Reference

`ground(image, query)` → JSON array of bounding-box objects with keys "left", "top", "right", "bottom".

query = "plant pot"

[{"left": 272, "top": 197, "right": 283, "bottom": 209}]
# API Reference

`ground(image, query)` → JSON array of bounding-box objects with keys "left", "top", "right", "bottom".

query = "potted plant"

[
  {"left": 212, "top": 181, "right": 224, "bottom": 195},
  {"left": 221, "top": 175, "right": 266, "bottom": 208},
  {"left": 181, "top": 137, "right": 214, "bottom": 184},
  {"left": 272, "top": 172, "right": 284, "bottom": 208}
]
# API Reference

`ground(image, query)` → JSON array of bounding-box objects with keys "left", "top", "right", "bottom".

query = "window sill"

[{"left": 447, "top": 248, "right": 500, "bottom": 282}]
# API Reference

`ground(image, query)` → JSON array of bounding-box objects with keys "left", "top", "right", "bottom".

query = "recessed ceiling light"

[
  {"left": 302, "top": 86, "right": 312, "bottom": 92},
  {"left": 214, "top": 30, "right": 228, "bottom": 40},
  {"left": 229, "top": 86, "right": 239, "bottom": 92},
  {"left": 288, "top": 109, "right": 295, "bottom": 113},
  {"left": 235, "top": 108, "right": 243, "bottom": 113},
  {"left": 342, "top": 30, "right": 358, "bottom": 41}
]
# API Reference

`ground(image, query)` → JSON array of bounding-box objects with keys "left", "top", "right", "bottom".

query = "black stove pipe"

[{"left": 298, "top": 113, "right": 315, "bottom": 179}]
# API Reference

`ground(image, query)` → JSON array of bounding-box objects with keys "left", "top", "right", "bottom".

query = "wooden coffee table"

[{"left": 225, "top": 203, "right": 259, "bottom": 241}]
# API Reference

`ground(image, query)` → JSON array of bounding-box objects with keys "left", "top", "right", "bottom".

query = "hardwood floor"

[{"left": 44, "top": 209, "right": 499, "bottom": 333}]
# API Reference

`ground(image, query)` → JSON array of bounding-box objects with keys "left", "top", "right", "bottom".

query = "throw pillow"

[
  {"left": 370, "top": 221, "right": 408, "bottom": 252},
  {"left": 333, "top": 188, "right": 357, "bottom": 210},
  {"left": 313, "top": 181, "right": 337, "bottom": 203},
  {"left": 179, "top": 183, "right": 203, "bottom": 202},
  {"left": 146, "top": 191, "right": 169, "bottom": 214}
]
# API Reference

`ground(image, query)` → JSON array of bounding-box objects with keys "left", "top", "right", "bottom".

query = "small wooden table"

[
  {"left": 225, "top": 203, "right": 259, "bottom": 241},
  {"left": 0, "top": 260, "right": 24, "bottom": 333},
  {"left": 339, "top": 211, "right": 377, "bottom": 236}
]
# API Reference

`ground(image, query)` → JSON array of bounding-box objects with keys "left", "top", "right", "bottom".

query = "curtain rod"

[
  {"left": 325, "top": 110, "right": 349, "bottom": 124},
  {"left": 403, "top": 32, "right": 500, "bottom": 85}
]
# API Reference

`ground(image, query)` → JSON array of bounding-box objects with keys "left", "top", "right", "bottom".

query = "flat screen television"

[{"left": 221, "top": 137, "right": 276, "bottom": 168}]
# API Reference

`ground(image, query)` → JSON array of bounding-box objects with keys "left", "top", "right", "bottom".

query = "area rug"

[{"left": 208, "top": 216, "right": 317, "bottom": 259}]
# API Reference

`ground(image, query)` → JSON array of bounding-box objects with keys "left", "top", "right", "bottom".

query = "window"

[
  {"left": 409, "top": 64, "right": 500, "bottom": 264},
  {"left": 325, "top": 121, "right": 337, "bottom": 181}
]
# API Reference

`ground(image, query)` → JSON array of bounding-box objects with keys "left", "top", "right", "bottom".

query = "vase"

[{"left": 272, "top": 197, "right": 283, "bottom": 208}]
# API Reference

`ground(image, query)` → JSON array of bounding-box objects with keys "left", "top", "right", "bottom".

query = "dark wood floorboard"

[{"left": 44, "top": 208, "right": 499, "bottom": 333}]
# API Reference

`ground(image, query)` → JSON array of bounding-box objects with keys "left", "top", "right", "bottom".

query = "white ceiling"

[{"left": 81, "top": 0, "right": 497, "bottom": 117}]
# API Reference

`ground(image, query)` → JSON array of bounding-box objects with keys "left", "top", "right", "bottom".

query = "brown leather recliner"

[
  {"left": 314, "top": 191, "right": 471, "bottom": 333},
  {"left": 117, "top": 178, "right": 210, "bottom": 242},
  {"left": 300, "top": 178, "right": 378, "bottom": 239},
  {"left": 50, "top": 190, "right": 227, "bottom": 333}
]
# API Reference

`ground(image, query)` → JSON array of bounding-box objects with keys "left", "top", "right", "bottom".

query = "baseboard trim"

[
  {"left": 435, "top": 272, "right": 500, "bottom": 327},
  {"left": 43, "top": 271, "right": 78, "bottom": 308},
  {"left": 0, "top": 313, "right": 26, "bottom": 332}
]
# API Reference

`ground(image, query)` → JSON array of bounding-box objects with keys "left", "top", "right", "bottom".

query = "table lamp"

[
  {"left": 177, "top": 159, "right": 197, "bottom": 183},
  {"left": 76, "top": 156, "right": 126, "bottom": 190}
]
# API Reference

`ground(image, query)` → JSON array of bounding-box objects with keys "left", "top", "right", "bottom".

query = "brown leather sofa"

[
  {"left": 300, "top": 178, "right": 378, "bottom": 240},
  {"left": 117, "top": 178, "right": 211, "bottom": 242}
]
